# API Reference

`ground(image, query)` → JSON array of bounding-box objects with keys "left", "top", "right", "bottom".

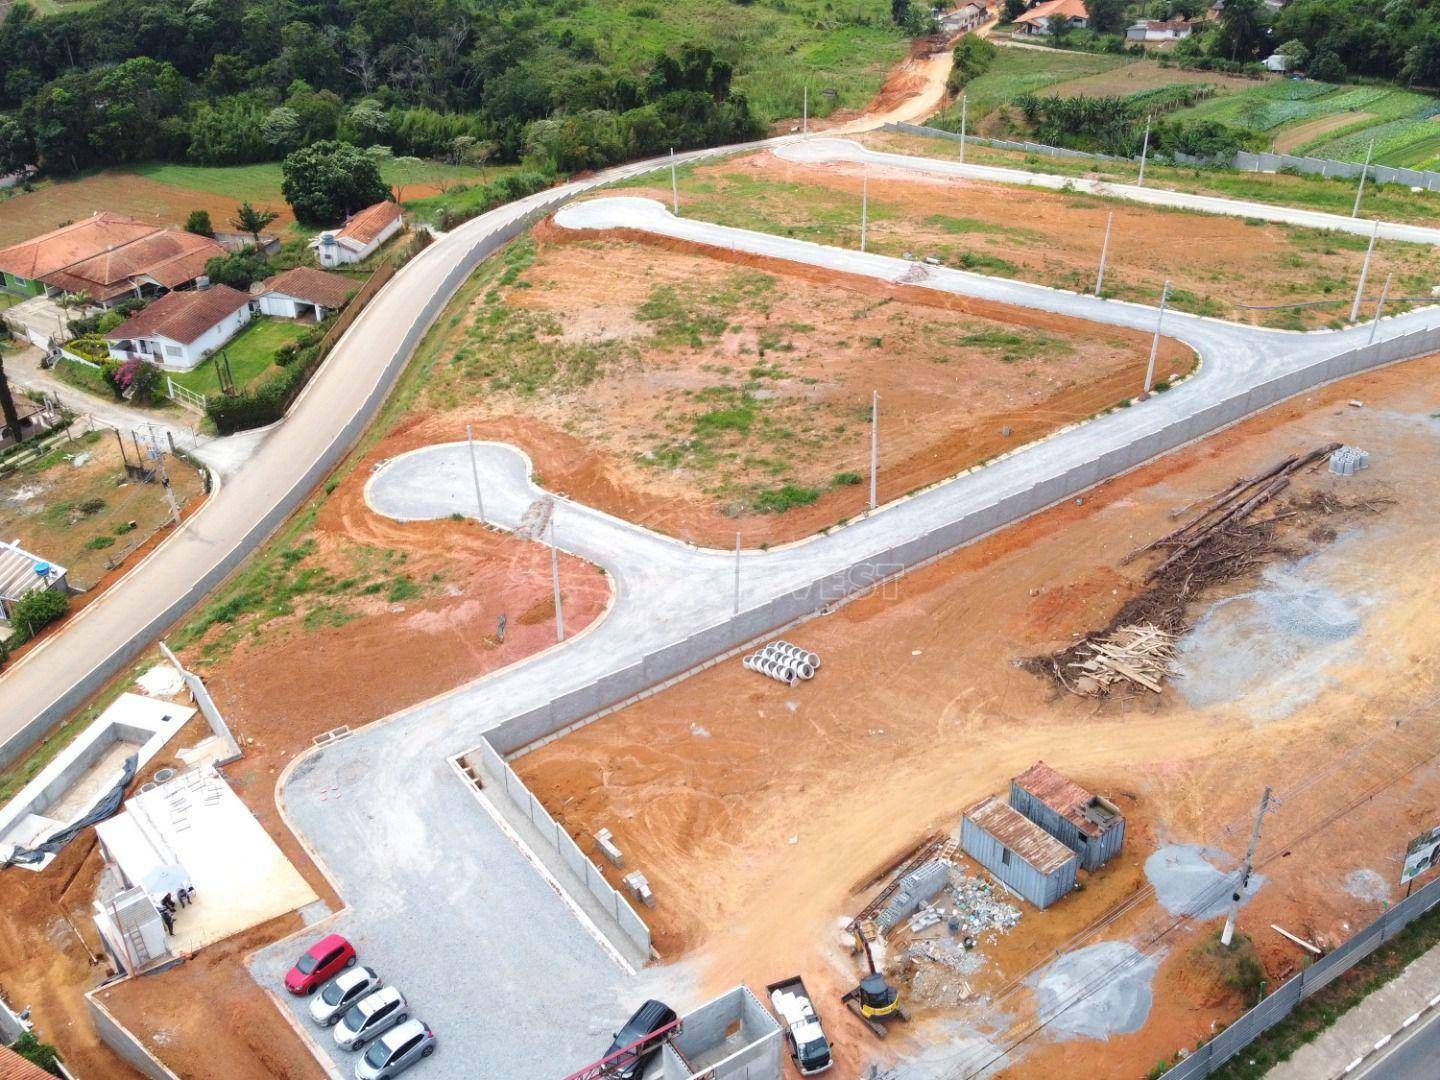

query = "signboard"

[{"left": 1401, "top": 825, "right": 1440, "bottom": 885}]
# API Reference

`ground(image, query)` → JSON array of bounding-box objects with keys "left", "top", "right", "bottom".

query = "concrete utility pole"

[
  {"left": 1223, "top": 786, "right": 1275, "bottom": 947},
  {"left": 549, "top": 517, "right": 564, "bottom": 642},
  {"left": 669, "top": 148, "right": 679, "bottom": 215},
  {"left": 1352, "top": 139, "right": 1375, "bottom": 218},
  {"left": 860, "top": 174, "right": 868, "bottom": 253},
  {"left": 1368, "top": 271, "right": 1394, "bottom": 345},
  {"left": 733, "top": 532, "right": 741, "bottom": 615},
  {"left": 146, "top": 424, "right": 180, "bottom": 526},
  {"left": 803, "top": 84, "right": 809, "bottom": 136},
  {"left": 1094, "top": 211, "right": 1113, "bottom": 298},
  {"left": 1137, "top": 114, "right": 1153, "bottom": 187},
  {"left": 869, "top": 390, "right": 879, "bottom": 512},
  {"left": 1350, "top": 221, "right": 1379, "bottom": 323},
  {"left": 1142, "top": 281, "right": 1171, "bottom": 398},
  {"left": 466, "top": 425, "right": 486, "bottom": 523},
  {"left": 959, "top": 93, "right": 968, "bottom": 163}
]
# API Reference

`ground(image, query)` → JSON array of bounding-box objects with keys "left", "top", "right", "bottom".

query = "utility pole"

[
  {"left": 146, "top": 424, "right": 181, "bottom": 526},
  {"left": 733, "top": 532, "right": 741, "bottom": 615},
  {"left": 1137, "top": 115, "right": 1153, "bottom": 187},
  {"left": 860, "top": 174, "right": 868, "bottom": 253},
  {"left": 959, "top": 93, "right": 968, "bottom": 164},
  {"left": 1352, "top": 139, "right": 1375, "bottom": 218},
  {"left": 1368, "top": 271, "right": 1393, "bottom": 346},
  {"left": 0, "top": 356, "right": 22, "bottom": 446},
  {"left": 803, "top": 84, "right": 809, "bottom": 136},
  {"left": 869, "top": 390, "right": 879, "bottom": 512},
  {"left": 1142, "top": 281, "right": 1171, "bottom": 399},
  {"left": 1094, "top": 211, "right": 1113, "bottom": 298},
  {"left": 549, "top": 516, "right": 564, "bottom": 642},
  {"left": 466, "top": 425, "right": 486, "bottom": 523},
  {"left": 669, "top": 148, "right": 679, "bottom": 215},
  {"left": 1223, "top": 786, "right": 1275, "bottom": 947},
  {"left": 1350, "top": 222, "right": 1379, "bottom": 323}
]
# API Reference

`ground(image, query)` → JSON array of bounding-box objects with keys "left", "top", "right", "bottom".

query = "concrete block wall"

[
  {"left": 660, "top": 986, "right": 782, "bottom": 1080},
  {"left": 86, "top": 992, "right": 181, "bottom": 1080}
]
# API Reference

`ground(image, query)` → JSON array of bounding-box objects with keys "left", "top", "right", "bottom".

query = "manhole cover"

[{"left": 153, "top": 768, "right": 176, "bottom": 784}]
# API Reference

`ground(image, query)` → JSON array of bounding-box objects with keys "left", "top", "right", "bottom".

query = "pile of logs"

[{"left": 1067, "top": 624, "right": 1178, "bottom": 695}]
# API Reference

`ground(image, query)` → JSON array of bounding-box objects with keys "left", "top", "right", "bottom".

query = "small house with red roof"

[{"left": 310, "top": 201, "right": 403, "bottom": 268}]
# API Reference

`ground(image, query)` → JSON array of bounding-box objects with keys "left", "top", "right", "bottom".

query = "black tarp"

[{"left": 2, "top": 752, "right": 138, "bottom": 868}]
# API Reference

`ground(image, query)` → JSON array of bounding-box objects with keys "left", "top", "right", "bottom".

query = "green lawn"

[
  {"left": 131, "top": 158, "right": 496, "bottom": 205},
  {"left": 551, "top": 0, "right": 910, "bottom": 122},
  {"left": 170, "top": 317, "right": 311, "bottom": 398}
]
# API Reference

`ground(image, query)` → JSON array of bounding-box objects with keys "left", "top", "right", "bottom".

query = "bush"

[
  {"left": 85, "top": 534, "right": 115, "bottom": 550},
  {"left": 185, "top": 209, "right": 215, "bottom": 237},
  {"left": 9, "top": 586, "right": 69, "bottom": 643},
  {"left": 948, "top": 36, "right": 997, "bottom": 94},
  {"left": 11, "top": 1032, "right": 61, "bottom": 1076}
]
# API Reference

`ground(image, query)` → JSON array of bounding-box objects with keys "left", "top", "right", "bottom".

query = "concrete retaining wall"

[
  {"left": 476, "top": 746, "right": 653, "bottom": 956},
  {"left": 661, "top": 986, "right": 781, "bottom": 1080},
  {"left": 0, "top": 989, "right": 28, "bottom": 1043},
  {"left": 86, "top": 990, "right": 181, "bottom": 1080}
]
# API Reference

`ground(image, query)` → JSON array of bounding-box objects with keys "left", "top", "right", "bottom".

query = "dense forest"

[{"left": 0, "top": 0, "right": 766, "bottom": 177}]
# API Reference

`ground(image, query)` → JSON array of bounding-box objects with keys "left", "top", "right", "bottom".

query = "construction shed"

[
  {"left": 961, "top": 795, "right": 1078, "bottom": 910},
  {"left": 1010, "top": 761, "right": 1125, "bottom": 872}
]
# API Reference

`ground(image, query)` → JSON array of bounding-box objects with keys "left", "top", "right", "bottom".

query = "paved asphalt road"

[
  {"left": 1352, "top": 1008, "right": 1440, "bottom": 1080},
  {"left": 778, "top": 138, "right": 1440, "bottom": 246},
  {"left": 250, "top": 197, "right": 1440, "bottom": 1079}
]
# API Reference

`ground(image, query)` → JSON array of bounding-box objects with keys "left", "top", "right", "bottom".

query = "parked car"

[
  {"left": 310, "top": 966, "right": 382, "bottom": 1026},
  {"left": 354, "top": 1019, "right": 436, "bottom": 1079},
  {"left": 334, "top": 986, "right": 408, "bottom": 1051},
  {"left": 285, "top": 934, "right": 356, "bottom": 995},
  {"left": 601, "top": 1000, "right": 677, "bottom": 1080}
]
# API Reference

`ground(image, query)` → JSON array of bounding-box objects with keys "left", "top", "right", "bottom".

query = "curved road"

[{"left": 248, "top": 202, "right": 1440, "bottom": 1079}]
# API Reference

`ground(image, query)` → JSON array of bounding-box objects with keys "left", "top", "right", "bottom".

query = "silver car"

[
  {"left": 310, "top": 967, "right": 381, "bottom": 1027},
  {"left": 355, "top": 1019, "right": 436, "bottom": 1080},
  {"left": 334, "top": 986, "right": 408, "bottom": 1051}
]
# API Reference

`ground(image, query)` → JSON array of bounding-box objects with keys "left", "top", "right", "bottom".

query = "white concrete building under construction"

[{"left": 961, "top": 795, "right": 1078, "bottom": 909}]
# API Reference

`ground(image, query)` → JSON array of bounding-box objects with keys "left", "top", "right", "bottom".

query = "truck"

[{"left": 766, "top": 976, "right": 833, "bottom": 1075}]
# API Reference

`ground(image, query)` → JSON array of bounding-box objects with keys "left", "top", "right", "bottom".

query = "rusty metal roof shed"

[
  {"left": 963, "top": 795, "right": 1076, "bottom": 876},
  {"left": 1012, "top": 760, "right": 1121, "bottom": 840}
]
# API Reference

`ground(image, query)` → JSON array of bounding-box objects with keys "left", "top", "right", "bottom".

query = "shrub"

[
  {"left": 9, "top": 586, "right": 70, "bottom": 643},
  {"left": 185, "top": 209, "right": 215, "bottom": 237},
  {"left": 85, "top": 535, "right": 115, "bottom": 550},
  {"left": 11, "top": 1032, "right": 61, "bottom": 1076},
  {"left": 832, "top": 471, "right": 862, "bottom": 486}
]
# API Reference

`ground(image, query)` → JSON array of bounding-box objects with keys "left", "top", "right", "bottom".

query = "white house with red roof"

[
  {"left": 103, "top": 285, "right": 252, "bottom": 370},
  {"left": 309, "top": 201, "right": 403, "bottom": 268},
  {"left": 1012, "top": 0, "right": 1088, "bottom": 35}
]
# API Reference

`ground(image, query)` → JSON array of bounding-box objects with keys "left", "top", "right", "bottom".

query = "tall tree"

[
  {"left": 280, "top": 140, "right": 390, "bottom": 223},
  {"left": 230, "top": 201, "right": 279, "bottom": 242},
  {"left": 1217, "top": 0, "right": 1269, "bottom": 61}
]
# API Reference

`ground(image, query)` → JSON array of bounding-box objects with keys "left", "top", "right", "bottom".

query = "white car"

[
  {"left": 310, "top": 967, "right": 381, "bottom": 1026},
  {"left": 355, "top": 1020, "right": 436, "bottom": 1080},
  {"left": 334, "top": 986, "right": 408, "bottom": 1051}
]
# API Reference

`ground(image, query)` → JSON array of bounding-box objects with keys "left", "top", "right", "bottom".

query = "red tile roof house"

[
  {"left": 256, "top": 266, "right": 357, "bottom": 321},
  {"left": 0, "top": 212, "right": 225, "bottom": 307},
  {"left": 1012, "top": 0, "right": 1089, "bottom": 35},
  {"left": 103, "top": 285, "right": 252, "bottom": 371},
  {"left": 310, "top": 201, "right": 403, "bottom": 268}
]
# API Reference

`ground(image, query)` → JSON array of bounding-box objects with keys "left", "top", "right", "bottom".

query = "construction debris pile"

[
  {"left": 1063, "top": 624, "right": 1178, "bottom": 696},
  {"left": 1029, "top": 444, "right": 1360, "bottom": 696},
  {"left": 895, "top": 867, "right": 1023, "bottom": 1007},
  {"left": 743, "top": 640, "right": 821, "bottom": 685}
]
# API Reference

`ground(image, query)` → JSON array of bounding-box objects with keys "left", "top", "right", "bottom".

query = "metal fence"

[
  {"left": 886, "top": 122, "right": 1440, "bottom": 192},
  {"left": 1162, "top": 869, "right": 1440, "bottom": 1078}
]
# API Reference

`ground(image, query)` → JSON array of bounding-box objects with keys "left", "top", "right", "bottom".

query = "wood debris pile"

[
  {"left": 1065, "top": 624, "right": 1178, "bottom": 695},
  {"left": 1027, "top": 444, "right": 1361, "bottom": 697}
]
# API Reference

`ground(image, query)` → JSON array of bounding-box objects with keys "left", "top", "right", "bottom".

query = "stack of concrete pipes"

[{"left": 742, "top": 640, "right": 821, "bottom": 685}]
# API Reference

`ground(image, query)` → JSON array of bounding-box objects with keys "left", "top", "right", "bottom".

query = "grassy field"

[
  {"left": 170, "top": 317, "right": 311, "bottom": 398},
  {"left": 133, "top": 158, "right": 491, "bottom": 204},
  {"left": 936, "top": 47, "right": 1130, "bottom": 127},
  {"left": 551, "top": 0, "right": 910, "bottom": 122}
]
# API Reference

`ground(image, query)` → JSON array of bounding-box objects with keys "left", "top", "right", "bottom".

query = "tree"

[
  {"left": 948, "top": 35, "right": 997, "bottom": 93},
  {"left": 230, "top": 200, "right": 278, "bottom": 242},
  {"left": 9, "top": 585, "right": 69, "bottom": 643},
  {"left": 11, "top": 1031, "right": 61, "bottom": 1077},
  {"left": 1310, "top": 48, "right": 1347, "bottom": 82},
  {"left": 184, "top": 210, "right": 214, "bottom": 237},
  {"left": 203, "top": 249, "right": 270, "bottom": 290},
  {"left": 1277, "top": 38, "right": 1310, "bottom": 71},
  {"left": 280, "top": 140, "right": 391, "bottom": 224},
  {"left": 1216, "top": 0, "right": 1269, "bottom": 62},
  {"left": 1087, "top": 0, "right": 1128, "bottom": 34},
  {"left": 1003, "top": 0, "right": 1027, "bottom": 21},
  {"left": 891, "top": 0, "right": 910, "bottom": 26},
  {"left": 261, "top": 106, "right": 302, "bottom": 153}
]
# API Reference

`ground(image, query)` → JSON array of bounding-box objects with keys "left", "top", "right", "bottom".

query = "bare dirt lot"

[
  {"left": 631, "top": 143, "right": 1438, "bottom": 330},
  {"left": 516, "top": 354, "right": 1440, "bottom": 1078},
  {"left": 414, "top": 224, "right": 1188, "bottom": 547}
]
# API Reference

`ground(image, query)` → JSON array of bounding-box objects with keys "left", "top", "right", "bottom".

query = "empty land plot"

[
  {"left": 414, "top": 224, "right": 1185, "bottom": 546},
  {"left": 515, "top": 352, "right": 1440, "bottom": 1079},
  {"left": 857, "top": 127, "right": 1440, "bottom": 226},
  {"left": 666, "top": 143, "right": 1439, "bottom": 328}
]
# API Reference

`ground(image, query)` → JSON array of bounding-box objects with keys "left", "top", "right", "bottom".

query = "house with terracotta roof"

[
  {"left": 1012, "top": 0, "right": 1088, "bottom": 35},
  {"left": 103, "top": 285, "right": 252, "bottom": 370},
  {"left": 0, "top": 1043, "right": 58, "bottom": 1080},
  {"left": 256, "top": 266, "right": 356, "bottom": 321},
  {"left": 0, "top": 212, "right": 225, "bottom": 306},
  {"left": 1126, "top": 16, "right": 1193, "bottom": 43},
  {"left": 310, "top": 201, "right": 403, "bottom": 268}
]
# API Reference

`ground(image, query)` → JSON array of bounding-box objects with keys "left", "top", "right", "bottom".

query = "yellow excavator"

[{"left": 840, "top": 930, "right": 910, "bottom": 1038}]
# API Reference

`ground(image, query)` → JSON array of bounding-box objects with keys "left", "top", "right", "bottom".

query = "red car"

[{"left": 284, "top": 933, "right": 356, "bottom": 995}]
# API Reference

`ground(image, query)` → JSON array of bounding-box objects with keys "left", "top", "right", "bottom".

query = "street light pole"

[
  {"left": 670, "top": 148, "right": 679, "bottom": 215},
  {"left": 1142, "top": 281, "right": 1171, "bottom": 398},
  {"left": 860, "top": 174, "right": 868, "bottom": 253},
  {"left": 1137, "top": 115, "right": 1153, "bottom": 187},
  {"left": 869, "top": 390, "right": 878, "bottom": 512},
  {"left": 959, "top": 93, "right": 968, "bottom": 163},
  {"left": 1368, "top": 271, "right": 1393, "bottom": 346},
  {"left": 803, "top": 84, "right": 809, "bottom": 135},
  {"left": 466, "top": 425, "right": 486, "bottom": 523},
  {"left": 1352, "top": 139, "right": 1375, "bottom": 218},
  {"left": 1094, "top": 211, "right": 1113, "bottom": 298},
  {"left": 550, "top": 517, "right": 564, "bottom": 642},
  {"left": 1350, "top": 222, "right": 1379, "bottom": 323}
]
